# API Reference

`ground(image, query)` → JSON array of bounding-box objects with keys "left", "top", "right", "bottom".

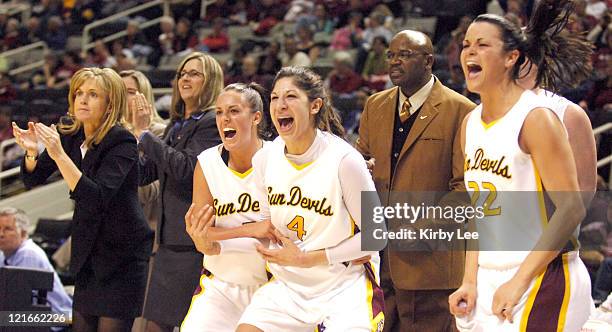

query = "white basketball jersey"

[
  {"left": 198, "top": 144, "right": 269, "bottom": 286},
  {"left": 260, "top": 132, "right": 372, "bottom": 298},
  {"left": 464, "top": 90, "right": 557, "bottom": 269},
  {"left": 537, "top": 89, "right": 572, "bottom": 123}
]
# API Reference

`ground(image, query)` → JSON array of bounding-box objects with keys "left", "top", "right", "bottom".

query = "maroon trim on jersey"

[{"left": 525, "top": 254, "right": 568, "bottom": 332}]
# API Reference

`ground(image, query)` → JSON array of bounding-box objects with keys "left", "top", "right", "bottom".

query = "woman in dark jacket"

[
  {"left": 137, "top": 52, "right": 224, "bottom": 331},
  {"left": 13, "top": 67, "right": 153, "bottom": 331}
]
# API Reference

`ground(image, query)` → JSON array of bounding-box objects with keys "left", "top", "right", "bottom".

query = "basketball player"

[
  {"left": 517, "top": 61, "right": 598, "bottom": 200},
  {"left": 448, "top": 1, "right": 595, "bottom": 331},
  {"left": 181, "top": 83, "right": 274, "bottom": 331},
  {"left": 236, "top": 67, "right": 385, "bottom": 332}
]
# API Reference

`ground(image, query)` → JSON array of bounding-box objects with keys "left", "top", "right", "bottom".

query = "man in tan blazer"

[{"left": 356, "top": 30, "right": 475, "bottom": 331}]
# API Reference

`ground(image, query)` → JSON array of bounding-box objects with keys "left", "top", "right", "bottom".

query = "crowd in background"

[{"left": 0, "top": 0, "right": 610, "bottom": 316}]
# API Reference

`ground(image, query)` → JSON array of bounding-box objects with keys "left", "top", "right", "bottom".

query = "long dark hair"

[
  {"left": 273, "top": 66, "right": 345, "bottom": 137},
  {"left": 473, "top": 0, "right": 592, "bottom": 92}
]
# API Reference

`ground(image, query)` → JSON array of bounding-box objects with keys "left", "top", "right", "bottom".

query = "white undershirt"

[
  {"left": 281, "top": 130, "right": 380, "bottom": 264},
  {"left": 80, "top": 143, "right": 87, "bottom": 158}
]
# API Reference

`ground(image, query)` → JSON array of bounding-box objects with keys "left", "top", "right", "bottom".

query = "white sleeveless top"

[
  {"left": 464, "top": 89, "right": 561, "bottom": 269},
  {"left": 197, "top": 143, "right": 269, "bottom": 285},
  {"left": 254, "top": 131, "right": 372, "bottom": 298}
]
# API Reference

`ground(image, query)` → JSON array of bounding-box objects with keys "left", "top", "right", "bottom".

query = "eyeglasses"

[
  {"left": 177, "top": 70, "right": 205, "bottom": 79},
  {"left": 385, "top": 50, "right": 429, "bottom": 61}
]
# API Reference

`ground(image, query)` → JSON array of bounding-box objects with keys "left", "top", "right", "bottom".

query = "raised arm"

[{"left": 139, "top": 115, "right": 220, "bottom": 185}]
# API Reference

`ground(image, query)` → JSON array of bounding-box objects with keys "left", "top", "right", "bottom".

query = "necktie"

[{"left": 399, "top": 99, "right": 411, "bottom": 123}]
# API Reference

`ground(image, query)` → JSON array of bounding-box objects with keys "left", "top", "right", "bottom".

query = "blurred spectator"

[
  {"left": 504, "top": 0, "right": 527, "bottom": 26},
  {"left": 574, "top": 0, "right": 599, "bottom": 31},
  {"left": 280, "top": 35, "right": 311, "bottom": 67},
  {"left": 203, "top": 0, "right": 232, "bottom": 24},
  {"left": 443, "top": 64, "right": 468, "bottom": 96},
  {"left": 586, "top": 0, "right": 608, "bottom": 19},
  {"left": 120, "top": 19, "right": 152, "bottom": 58},
  {"left": 2, "top": 18, "right": 21, "bottom": 51},
  {"left": 258, "top": 40, "right": 282, "bottom": 76},
  {"left": 251, "top": 0, "right": 286, "bottom": 36},
  {"left": 22, "top": 17, "right": 43, "bottom": 46},
  {"left": 226, "top": 55, "right": 272, "bottom": 90},
  {"left": 158, "top": 16, "right": 176, "bottom": 56},
  {"left": 0, "top": 9, "right": 7, "bottom": 41},
  {"left": 295, "top": 25, "right": 320, "bottom": 62},
  {"left": 0, "top": 106, "right": 13, "bottom": 142},
  {"left": 586, "top": 63, "right": 612, "bottom": 111},
  {"left": 0, "top": 72, "right": 16, "bottom": 104},
  {"left": 229, "top": 0, "right": 250, "bottom": 25},
  {"left": 115, "top": 49, "right": 137, "bottom": 72},
  {"left": 591, "top": 21, "right": 611, "bottom": 76},
  {"left": 63, "top": 0, "right": 97, "bottom": 29},
  {"left": 43, "top": 16, "right": 67, "bottom": 50},
  {"left": 44, "top": 51, "right": 82, "bottom": 89},
  {"left": 0, "top": 207, "right": 73, "bottom": 317},
  {"left": 284, "top": 0, "right": 314, "bottom": 23},
  {"left": 356, "top": 12, "right": 393, "bottom": 74},
  {"left": 362, "top": 36, "right": 389, "bottom": 92},
  {"left": 295, "top": 3, "right": 335, "bottom": 35},
  {"left": 202, "top": 17, "right": 229, "bottom": 53},
  {"left": 330, "top": 11, "right": 363, "bottom": 51},
  {"left": 588, "top": 12, "right": 611, "bottom": 49},
  {"left": 86, "top": 39, "right": 116, "bottom": 68},
  {"left": 296, "top": 25, "right": 314, "bottom": 50},
  {"left": 444, "top": 15, "right": 472, "bottom": 74},
  {"left": 326, "top": 51, "right": 363, "bottom": 95},
  {"left": 311, "top": 4, "right": 335, "bottom": 34},
  {"left": 32, "top": 0, "right": 63, "bottom": 22},
  {"left": 225, "top": 47, "right": 246, "bottom": 77},
  {"left": 361, "top": 12, "right": 393, "bottom": 49},
  {"left": 173, "top": 17, "right": 199, "bottom": 55}
]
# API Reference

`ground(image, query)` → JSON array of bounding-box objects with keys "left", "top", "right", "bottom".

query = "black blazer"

[
  {"left": 139, "top": 110, "right": 221, "bottom": 247},
  {"left": 21, "top": 125, "right": 153, "bottom": 279}
]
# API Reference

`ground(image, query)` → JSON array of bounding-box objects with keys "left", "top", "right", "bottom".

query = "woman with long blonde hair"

[
  {"left": 14, "top": 67, "right": 153, "bottom": 331},
  {"left": 120, "top": 70, "right": 167, "bottom": 229}
]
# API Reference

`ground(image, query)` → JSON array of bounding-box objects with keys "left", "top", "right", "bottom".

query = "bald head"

[
  {"left": 392, "top": 30, "right": 433, "bottom": 55},
  {"left": 388, "top": 30, "right": 434, "bottom": 96}
]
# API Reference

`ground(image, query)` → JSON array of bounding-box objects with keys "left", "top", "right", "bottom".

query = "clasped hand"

[{"left": 12, "top": 121, "right": 65, "bottom": 161}]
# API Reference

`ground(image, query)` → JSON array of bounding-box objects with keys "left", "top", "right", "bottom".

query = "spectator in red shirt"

[
  {"left": 202, "top": 18, "right": 229, "bottom": 53},
  {"left": 0, "top": 72, "right": 16, "bottom": 104},
  {"left": 173, "top": 17, "right": 199, "bottom": 54},
  {"left": 326, "top": 51, "right": 363, "bottom": 95}
]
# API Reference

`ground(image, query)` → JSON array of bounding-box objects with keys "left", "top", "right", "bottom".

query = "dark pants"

[
  {"left": 381, "top": 253, "right": 458, "bottom": 332},
  {"left": 142, "top": 246, "right": 202, "bottom": 327}
]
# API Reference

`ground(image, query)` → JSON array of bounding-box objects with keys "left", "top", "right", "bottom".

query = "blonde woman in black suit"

[{"left": 14, "top": 67, "right": 153, "bottom": 332}]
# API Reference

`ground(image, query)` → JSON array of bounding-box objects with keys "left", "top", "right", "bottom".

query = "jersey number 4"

[
  {"left": 467, "top": 181, "right": 501, "bottom": 216},
  {"left": 287, "top": 215, "right": 307, "bottom": 240}
]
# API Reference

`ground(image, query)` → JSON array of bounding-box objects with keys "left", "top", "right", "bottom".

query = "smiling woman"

[
  {"left": 180, "top": 82, "right": 276, "bottom": 331},
  {"left": 449, "top": 1, "right": 595, "bottom": 331},
  {"left": 235, "top": 67, "right": 385, "bottom": 332},
  {"left": 138, "top": 52, "right": 224, "bottom": 331},
  {"left": 14, "top": 67, "right": 153, "bottom": 332}
]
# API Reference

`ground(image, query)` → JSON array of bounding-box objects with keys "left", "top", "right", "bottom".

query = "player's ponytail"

[
  {"left": 246, "top": 82, "right": 276, "bottom": 139},
  {"left": 523, "top": 0, "right": 592, "bottom": 92},
  {"left": 471, "top": 0, "right": 592, "bottom": 92}
]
